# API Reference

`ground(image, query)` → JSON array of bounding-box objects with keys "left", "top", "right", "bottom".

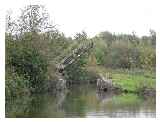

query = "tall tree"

[
  {"left": 99, "top": 31, "right": 113, "bottom": 47},
  {"left": 149, "top": 29, "right": 156, "bottom": 46},
  {"left": 74, "top": 31, "right": 88, "bottom": 43},
  {"left": 18, "top": 5, "right": 55, "bottom": 33}
]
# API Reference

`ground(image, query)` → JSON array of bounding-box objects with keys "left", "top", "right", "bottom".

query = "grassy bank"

[
  {"left": 111, "top": 69, "right": 155, "bottom": 93},
  {"left": 87, "top": 66, "right": 156, "bottom": 94}
]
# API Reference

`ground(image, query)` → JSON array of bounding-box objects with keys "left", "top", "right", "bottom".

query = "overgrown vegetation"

[{"left": 5, "top": 5, "right": 156, "bottom": 98}]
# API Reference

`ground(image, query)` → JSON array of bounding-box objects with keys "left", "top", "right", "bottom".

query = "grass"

[
  {"left": 111, "top": 69, "right": 155, "bottom": 92},
  {"left": 87, "top": 66, "right": 156, "bottom": 93}
]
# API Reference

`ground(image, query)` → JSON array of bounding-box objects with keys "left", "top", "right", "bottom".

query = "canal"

[{"left": 6, "top": 84, "right": 156, "bottom": 118}]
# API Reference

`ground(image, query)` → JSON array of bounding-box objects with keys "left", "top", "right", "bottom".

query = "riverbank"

[{"left": 87, "top": 66, "right": 156, "bottom": 96}]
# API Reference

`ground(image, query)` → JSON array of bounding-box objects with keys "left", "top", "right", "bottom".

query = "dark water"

[{"left": 6, "top": 85, "right": 156, "bottom": 118}]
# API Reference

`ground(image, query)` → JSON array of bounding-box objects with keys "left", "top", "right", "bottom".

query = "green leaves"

[{"left": 6, "top": 38, "right": 48, "bottom": 93}]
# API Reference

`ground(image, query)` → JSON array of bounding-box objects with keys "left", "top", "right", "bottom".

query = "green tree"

[{"left": 149, "top": 29, "right": 156, "bottom": 46}]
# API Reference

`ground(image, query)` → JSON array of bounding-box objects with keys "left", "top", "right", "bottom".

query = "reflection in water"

[
  {"left": 6, "top": 85, "right": 156, "bottom": 118},
  {"left": 96, "top": 91, "right": 115, "bottom": 103},
  {"left": 55, "top": 90, "right": 68, "bottom": 112}
]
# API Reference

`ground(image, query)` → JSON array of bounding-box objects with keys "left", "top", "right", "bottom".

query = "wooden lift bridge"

[{"left": 57, "top": 40, "right": 94, "bottom": 74}]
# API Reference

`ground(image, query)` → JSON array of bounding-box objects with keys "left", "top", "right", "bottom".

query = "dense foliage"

[{"left": 92, "top": 31, "right": 156, "bottom": 70}]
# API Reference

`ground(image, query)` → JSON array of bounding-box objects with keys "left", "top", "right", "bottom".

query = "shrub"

[
  {"left": 5, "top": 68, "right": 30, "bottom": 99},
  {"left": 104, "top": 41, "right": 132, "bottom": 68},
  {"left": 139, "top": 46, "right": 156, "bottom": 70},
  {"left": 6, "top": 40, "right": 48, "bottom": 93}
]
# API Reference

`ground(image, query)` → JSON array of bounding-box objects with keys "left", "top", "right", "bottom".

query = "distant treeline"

[
  {"left": 5, "top": 5, "right": 156, "bottom": 98},
  {"left": 93, "top": 30, "right": 156, "bottom": 69}
]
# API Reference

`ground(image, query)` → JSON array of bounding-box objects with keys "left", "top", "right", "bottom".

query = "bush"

[
  {"left": 104, "top": 41, "right": 132, "bottom": 68},
  {"left": 93, "top": 38, "right": 107, "bottom": 65},
  {"left": 64, "top": 54, "right": 98, "bottom": 83},
  {"left": 139, "top": 46, "right": 156, "bottom": 70},
  {"left": 6, "top": 68, "right": 30, "bottom": 99},
  {"left": 6, "top": 40, "right": 48, "bottom": 93},
  {"left": 64, "top": 57, "right": 87, "bottom": 82}
]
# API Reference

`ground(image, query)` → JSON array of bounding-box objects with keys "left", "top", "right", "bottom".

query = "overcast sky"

[{"left": 3, "top": 0, "right": 158, "bottom": 37}]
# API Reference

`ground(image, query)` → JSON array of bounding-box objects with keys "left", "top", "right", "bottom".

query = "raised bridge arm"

[{"left": 57, "top": 40, "right": 94, "bottom": 73}]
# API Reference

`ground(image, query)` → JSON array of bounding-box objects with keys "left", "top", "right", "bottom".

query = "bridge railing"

[{"left": 57, "top": 40, "right": 94, "bottom": 73}]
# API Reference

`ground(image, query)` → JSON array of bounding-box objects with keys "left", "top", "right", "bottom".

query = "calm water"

[{"left": 6, "top": 84, "right": 156, "bottom": 118}]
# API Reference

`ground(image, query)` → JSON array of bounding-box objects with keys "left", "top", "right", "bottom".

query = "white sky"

[{"left": 3, "top": 0, "right": 159, "bottom": 37}]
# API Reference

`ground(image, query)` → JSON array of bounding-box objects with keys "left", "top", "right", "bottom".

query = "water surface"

[{"left": 6, "top": 84, "right": 156, "bottom": 118}]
